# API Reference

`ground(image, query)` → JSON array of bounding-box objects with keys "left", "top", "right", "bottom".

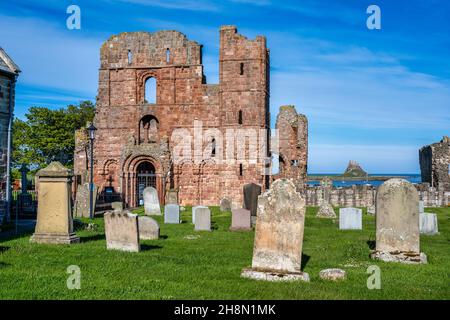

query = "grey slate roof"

[{"left": 0, "top": 47, "right": 20, "bottom": 75}]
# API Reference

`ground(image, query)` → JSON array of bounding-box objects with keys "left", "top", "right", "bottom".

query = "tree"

[{"left": 12, "top": 101, "right": 95, "bottom": 171}]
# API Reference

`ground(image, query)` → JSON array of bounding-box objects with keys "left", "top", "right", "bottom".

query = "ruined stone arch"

[
  {"left": 138, "top": 114, "right": 159, "bottom": 144},
  {"left": 137, "top": 70, "right": 159, "bottom": 104}
]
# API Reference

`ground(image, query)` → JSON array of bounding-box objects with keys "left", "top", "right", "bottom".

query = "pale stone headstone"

[
  {"left": 339, "top": 207, "right": 362, "bottom": 230},
  {"left": 230, "top": 208, "right": 251, "bottom": 231},
  {"left": 111, "top": 201, "right": 123, "bottom": 212},
  {"left": 73, "top": 183, "right": 98, "bottom": 218},
  {"left": 164, "top": 204, "right": 180, "bottom": 224},
  {"left": 367, "top": 205, "right": 376, "bottom": 215},
  {"left": 319, "top": 268, "right": 346, "bottom": 281},
  {"left": 138, "top": 216, "right": 160, "bottom": 240},
  {"left": 316, "top": 177, "right": 336, "bottom": 218},
  {"left": 143, "top": 187, "right": 161, "bottom": 215},
  {"left": 241, "top": 179, "right": 309, "bottom": 282},
  {"left": 194, "top": 207, "right": 211, "bottom": 231},
  {"left": 371, "top": 179, "right": 427, "bottom": 264},
  {"left": 316, "top": 203, "right": 336, "bottom": 218},
  {"left": 31, "top": 162, "right": 79, "bottom": 244},
  {"left": 220, "top": 198, "right": 231, "bottom": 212},
  {"left": 419, "top": 213, "right": 438, "bottom": 235},
  {"left": 419, "top": 201, "right": 424, "bottom": 213},
  {"left": 165, "top": 189, "right": 178, "bottom": 205},
  {"left": 192, "top": 205, "right": 207, "bottom": 224},
  {"left": 104, "top": 210, "right": 140, "bottom": 252},
  {"left": 243, "top": 183, "right": 261, "bottom": 216}
]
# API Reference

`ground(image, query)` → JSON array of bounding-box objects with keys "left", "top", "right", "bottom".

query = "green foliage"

[
  {"left": 12, "top": 101, "right": 95, "bottom": 170},
  {"left": 0, "top": 206, "right": 449, "bottom": 299}
]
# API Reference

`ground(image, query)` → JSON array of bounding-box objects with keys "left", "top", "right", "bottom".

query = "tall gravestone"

[
  {"left": 164, "top": 204, "right": 180, "bottom": 224},
  {"left": 371, "top": 179, "right": 427, "bottom": 264},
  {"left": 31, "top": 162, "right": 80, "bottom": 244},
  {"left": 243, "top": 183, "right": 261, "bottom": 216},
  {"left": 73, "top": 183, "right": 98, "bottom": 218},
  {"left": 339, "top": 207, "right": 362, "bottom": 230},
  {"left": 104, "top": 210, "right": 140, "bottom": 252},
  {"left": 143, "top": 187, "right": 161, "bottom": 215},
  {"left": 192, "top": 205, "right": 207, "bottom": 224},
  {"left": 316, "top": 177, "right": 336, "bottom": 218},
  {"left": 194, "top": 207, "right": 211, "bottom": 231},
  {"left": 138, "top": 216, "right": 160, "bottom": 240},
  {"left": 241, "top": 179, "right": 309, "bottom": 282}
]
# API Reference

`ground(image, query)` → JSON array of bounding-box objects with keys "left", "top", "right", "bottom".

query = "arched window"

[
  {"left": 238, "top": 110, "right": 243, "bottom": 125},
  {"left": 166, "top": 48, "right": 171, "bottom": 63},
  {"left": 144, "top": 77, "right": 156, "bottom": 104},
  {"left": 128, "top": 50, "right": 132, "bottom": 64}
]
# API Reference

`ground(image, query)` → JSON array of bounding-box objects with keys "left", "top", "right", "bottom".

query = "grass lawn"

[{"left": 0, "top": 206, "right": 449, "bottom": 299}]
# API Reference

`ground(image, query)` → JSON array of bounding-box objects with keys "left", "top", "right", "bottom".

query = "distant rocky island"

[{"left": 341, "top": 160, "right": 368, "bottom": 178}]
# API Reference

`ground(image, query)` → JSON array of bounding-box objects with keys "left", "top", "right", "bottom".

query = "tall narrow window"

[
  {"left": 144, "top": 77, "right": 157, "bottom": 104},
  {"left": 240, "top": 62, "right": 244, "bottom": 75},
  {"left": 239, "top": 163, "right": 243, "bottom": 176},
  {"left": 127, "top": 50, "right": 132, "bottom": 64},
  {"left": 166, "top": 48, "right": 171, "bottom": 63},
  {"left": 238, "top": 110, "right": 243, "bottom": 125},
  {"left": 211, "top": 138, "right": 216, "bottom": 157}
]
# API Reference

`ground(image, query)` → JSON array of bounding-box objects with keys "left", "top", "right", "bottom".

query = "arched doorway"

[{"left": 136, "top": 161, "right": 156, "bottom": 206}]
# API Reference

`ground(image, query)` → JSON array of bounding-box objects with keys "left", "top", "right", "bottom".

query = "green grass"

[{"left": 0, "top": 206, "right": 449, "bottom": 299}]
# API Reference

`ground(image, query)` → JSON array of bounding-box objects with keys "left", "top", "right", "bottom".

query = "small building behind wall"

[
  {"left": 0, "top": 48, "right": 20, "bottom": 223},
  {"left": 419, "top": 136, "right": 450, "bottom": 190}
]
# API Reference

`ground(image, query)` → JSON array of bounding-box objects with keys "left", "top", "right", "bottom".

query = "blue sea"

[{"left": 307, "top": 174, "right": 421, "bottom": 187}]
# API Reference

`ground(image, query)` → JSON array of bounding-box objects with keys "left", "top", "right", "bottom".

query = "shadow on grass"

[
  {"left": 0, "top": 261, "right": 11, "bottom": 269},
  {"left": 0, "top": 246, "right": 10, "bottom": 253},
  {"left": 141, "top": 244, "right": 163, "bottom": 251},
  {"left": 301, "top": 253, "right": 311, "bottom": 270},
  {"left": 0, "top": 229, "right": 34, "bottom": 242},
  {"left": 367, "top": 240, "right": 376, "bottom": 250},
  {"left": 79, "top": 234, "right": 105, "bottom": 243},
  {"left": 159, "top": 235, "right": 168, "bottom": 240}
]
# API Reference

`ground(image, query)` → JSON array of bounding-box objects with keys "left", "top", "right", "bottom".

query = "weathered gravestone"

[
  {"left": 138, "top": 216, "right": 160, "bottom": 240},
  {"left": 241, "top": 179, "right": 309, "bottom": 282},
  {"left": 367, "top": 205, "right": 376, "bottom": 215},
  {"left": 230, "top": 208, "right": 251, "bottom": 231},
  {"left": 164, "top": 204, "right": 180, "bottom": 224},
  {"left": 371, "top": 179, "right": 427, "bottom": 264},
  {"left": 419, "top": 201, "right": 424, "bottom": 213},
  {"left": 243, "top": 183, "right": 261, "bottom": 217},
  {"left": 31, "top": 162, "right": 80, "bottom": 244},
  {"left": 419, "top": 213, "right": 439, "bottom": 235},
  {"left": 316, "top": 177, "right": 336, "bottom": 218},
  {"left": 192, "top": 205, "right": 207, "bottom": 224},
  {"left": 111, "top": 201, "right": 123, "bottom": 212},
  {"left": 104, "top": 210, "right": 140, "bottom": 252},
  {"left": 194, "top": 207, "right": 211, "bottom": 231},
  {"left": 339, "top": 207, "right": 362, "bottom": 230},
  {"left": 165, "top": 189, "right": 178, "bottom": 205},
  {"left": 143, "top": 187, "right": 161, "bottom": 215},
  {"left": 73, "top": 183, "right": 98, "bottom": 218},
  {"left": 220, "top": 197, "right": 232, "bottom": 212}
]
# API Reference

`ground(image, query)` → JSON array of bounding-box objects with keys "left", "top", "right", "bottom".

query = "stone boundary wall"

[{"left": 305, "top": 183, "right": 450, "bottom": 208}]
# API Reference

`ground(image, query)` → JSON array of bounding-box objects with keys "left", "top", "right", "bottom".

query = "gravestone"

[
  {"left": 367, "top": 205, "right": 376, "bottom": 215},
  {"left": 165, "top": 189, "right": 178, "bottom": 205},
  {"left": 230, "top": 208, "right": 251, "bottom": 231},
  {"left": 419, "top": 201, "right": 424, "bottom": 213},
  {"left": 73, "top": 183, "right": 98, "bottom": 218},
  {"left": 241, "top": 179, "right": 309, "bottom": 282},
  {"left": 243, "top": 183, "right": 261, "bottom": 216},
  {"left": 194, "top": 207, "right": 211, "bottom": 231},
  {"left": 371, "top": 179, "right": 427, "bottom": 264},
  {"left": 104, "top": 210, "right": 140, "bottom": 252},
  {"left": 316, "top": 177, "right": 336, "bottom": 218},
  {"left": 192, "top": 205, "right": 207, "bottom": 224},
  {"left": 419, "top": 213, "right": 439, "bottom": 235},
  {"left": 164, "top": 204, "right": 180, "bottom": 224},
  {"left": 31, "top": 162, "right": 80, "bottom": 244},
  {"left": 339, "top": 207, "right": 362, "bottom": 230},
  {"left": 220, "top": 198, "right": 231, "bottom": 212},
  {"left": 143, "top": 187, "right": 161, "bottom": 215},
  {"left": 111, "top": 201, "right": 123, "bottom": 212},
  {"left": 138, "top": 216, "right": 160, "bottom": 240}
]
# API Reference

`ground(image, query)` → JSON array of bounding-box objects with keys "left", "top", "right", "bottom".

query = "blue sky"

[{"left": 1, "top": 0, "right": 449, "bottom": 173}]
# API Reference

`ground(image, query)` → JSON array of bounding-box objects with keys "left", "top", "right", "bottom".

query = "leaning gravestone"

[
  {"left": 243, "top": 183, "right": 261, "bottom": 216},
  {"left": 194, "top": 207, "right": 211, "bottom": 231},
  {"left": 241, "top": 179, "right": 309, "bottom": 282},
  {"left": 419, "top": 213, "right": 439, "bottom": 235},
  {"left": 164, "top": 204, "right": 180, "bottom": 224},
  {"left": 371, "top": 179, "right": 427, "bottom": 264},
  {"left": 339, "top": 207, "right": 362, "bottom": 230},
  {"left": 230, "top": 208, "right": 251, "bottom": 231},
  {"left": 73, "top": 183, "right": 98, "bottom": 218},
  {"left": 192, "top": 205, "right": 207, "bottom": 224},
  {"left": 138, "top": 216, "right": 160, "bottom": 240},
  {"left": 31, "top": 162, "right": 80, "bottom": 244},
  {"left": 220, "top": 198, "right": 232, "bottom": 212},
  {"left": 104, "top": 210, "right": 140, "bottom": 252},
  {"left": 143, "top": 187, "right": 161, "bottom": 215}
]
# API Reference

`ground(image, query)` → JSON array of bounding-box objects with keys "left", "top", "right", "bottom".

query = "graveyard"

[{"left": 0, "top": 205, "right": 448, "bottom": 300}]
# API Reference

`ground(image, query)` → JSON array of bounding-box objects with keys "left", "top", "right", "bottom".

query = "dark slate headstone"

[{"left": 243, "top": 183, "right": 261, "bottom": 216}]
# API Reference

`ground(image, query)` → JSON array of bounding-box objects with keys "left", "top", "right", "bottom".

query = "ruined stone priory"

[
  {"left": 419, "top": 136, "right": 450, "bottom": 189},
  {"left": 74, "top": 26, "right": 308, "bottom": 210}
]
